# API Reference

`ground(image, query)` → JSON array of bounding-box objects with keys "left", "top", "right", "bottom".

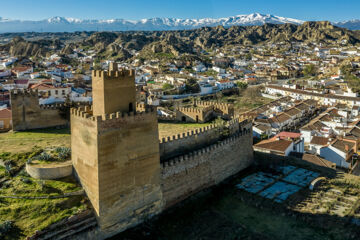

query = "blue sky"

[{"left": 1, "top": 0, "right": 359, "bottom": 22}]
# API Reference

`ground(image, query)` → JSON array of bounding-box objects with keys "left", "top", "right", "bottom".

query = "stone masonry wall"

[
  {"left": 161, "top": 124, "right": 253, "bottom": 208},
  {"left": 175, "top": 106, "right": 214, "bottom": 123},
  {"left": 159, "top": 119, "right": 241, "bottom": 162},
  {"left": 90, "top": 108, "right": 163, "bottom": 235},
  {"left": 11, "top": 89, "right": 68, "bottom": 131},
  {"left": 26, "top": 161, "right": 73, "bottom": 180},
  {"left": 71, "top": 108, "right": 100, "bottom": 213}
]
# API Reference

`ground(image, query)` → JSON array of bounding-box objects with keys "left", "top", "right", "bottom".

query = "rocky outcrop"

[{"left": 1, "top": 21, "right": 360, "bottom": 59}]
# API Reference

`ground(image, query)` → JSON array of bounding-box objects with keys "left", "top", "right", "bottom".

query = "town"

[
  {"left": 1, "top": 37, "right": 360, "bottom": 174},
  {"left": 1, "top": 14, "right": 360, "bottom": 240}
]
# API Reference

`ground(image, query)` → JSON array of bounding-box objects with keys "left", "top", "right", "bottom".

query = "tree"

[
  {"left": 340, "top": 64, "right": 353, "bottom": 76},
  {"left": 184, "top": 78, "right": 200, "bottom": 94},
  {"left": 236, "top": 82, "right": 248, "bottom": 90},
  {"left": 303, "top": 64, "right": 317, "bottom": 77},
  {"left": 162, "top": 83, "right": 174, "bottom": 91}
]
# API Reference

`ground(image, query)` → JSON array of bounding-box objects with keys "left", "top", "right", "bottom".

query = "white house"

[
  {"left": 309, "top": 136, "right": 329, "bottom": 155},
  {"left": 212, "top": 66, "right": 225, "bottom": 74},
  {"left": 0, "top": 69, "right": 11, "bottom": 78},
  {"left": 193, "top": 64, "right": 207, "bottom": 72},
  {"left": 215, "top": 80, "right": 234, "bottom": 90},
  {"left": 320, "top": 139, "right": 354, "bottom": 169}
]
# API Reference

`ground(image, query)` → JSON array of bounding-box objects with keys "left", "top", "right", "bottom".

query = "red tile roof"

[
  {"left": 275, "top": 132, "right": 301, "bottom": 139},
  {"left": 254, "top": 138, "right": 292, "bottom": 153},
  {"left": 310, "top": 136, "right": 329, "bottom": 146},
  {"left": 30, "top": 83, "right": 55, "bottom": 90}
]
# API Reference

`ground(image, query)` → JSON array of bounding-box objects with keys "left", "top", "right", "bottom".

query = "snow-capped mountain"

[
  {"left": 334, "top": 19, "right": 360, "bottom": 30},
  {"left": 0, "top": 13, "right": 305, "bottom": 33}
]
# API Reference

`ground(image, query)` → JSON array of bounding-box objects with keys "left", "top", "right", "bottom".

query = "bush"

[
  {"left": 162, "top": 83, "right": 174, "bottom": 91},
  {"left": 236, "top": 82, "right": 248, "bottom": 90},
  {"left": 55, "top": 147, "right": 71, "bottom": 160},
  {"left": 0, "top": 220, "right": 14, "bottom": 236},
  {"left": 37, "top": 152, "right": 52, "bottom": 161}
]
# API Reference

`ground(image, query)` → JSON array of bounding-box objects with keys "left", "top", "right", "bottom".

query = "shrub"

[
  {"left": 37, "top": 152, "right": 52, "bottom": 161},
  {"left": 55, "top": 147, "right": 71, "bottom": 160},
  {"left": 0, "top": 220, "right": 14, "bottom": 236}
]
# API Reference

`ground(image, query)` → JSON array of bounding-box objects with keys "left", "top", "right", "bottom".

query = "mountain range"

[
  {"left": 0, "top": 13, "right": 306, "bottom": 32},
  {"left": 1, "top": 13, "right": 359, "bottom": 33},
  {"left": 1, "top": 21, "right": 359, "bottom": 60}
]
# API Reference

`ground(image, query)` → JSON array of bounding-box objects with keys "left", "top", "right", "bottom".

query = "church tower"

[{"left": 71, "top": 63, "right": 163, "bottom": 236}]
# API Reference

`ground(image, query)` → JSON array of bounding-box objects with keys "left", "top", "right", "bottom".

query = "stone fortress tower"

[
  {"left": 71, "top": 62, "right": 254, "bottom": 238},
  {"left": 71, "top": 62, "right": 163, "bottom": 235}
]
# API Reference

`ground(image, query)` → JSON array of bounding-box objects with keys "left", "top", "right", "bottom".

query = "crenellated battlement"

[
  {"left": 39, "top": 103, "right": 66, "bottom": 110},
  {"left": 10, "top": 89, "right": 38, "bottom": 98},
  {"left": 159, "top": 123, "right": 220, "bottom": 143},
  {"left": 159, "top": 118, "right": 251, "bottom": 162},
  {"left": 161, "top": 130, "right": 249, "bottom": 169},
  {"left": 159, "top": 118, "right": 247, "bottom": 144},
  {"left": 158, "top": 115, "right": 177, "bottom": 121},
  {"left": 92, "top": 68, "right": 135, "bottom": 80},
  {"left": 194, "top": 100, "right": 233, "bottom": 109},
  {"left": 136, "top": 102, "right": 147, "bottom": 112},
  {"left": 71, "top": 105, "right": 157, "bottom": 123},
  {"left": 176, "top": 106, "right": 213, "bottom": 114}
]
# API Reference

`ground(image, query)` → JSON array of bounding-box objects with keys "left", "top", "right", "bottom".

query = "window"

[
  {"left": 62, "top": 90, "right": 66, "bottom": 95},
  {"left": 129, "top": 102, "right": 133, "bottom": 112},
  {"left": 55, "top": 90, "right": 58, "bottom": 95},
  {"left": 0, "top": 121, "right": 3, "bottom": 129},
  {"left": 48, "top": 91, "right": 51, "bottom": 96}
]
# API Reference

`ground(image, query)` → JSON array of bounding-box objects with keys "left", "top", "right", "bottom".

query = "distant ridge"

[
  {"left": 0, "top": 13, "right": 304, "bottom": 33},
  {"left": 334, "top": 19, "right": 360, "bottom": 30}
]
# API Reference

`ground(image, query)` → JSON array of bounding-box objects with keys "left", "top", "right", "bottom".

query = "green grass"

[
  {"left": 220, "top": 94, "right": 273, "bottom": 113},
  {"left": 0, "top": 196, "right": 87, "bottom": 239},
  {"left": 0, "top": 175, "right": 82, "bottom": 197},
  {"left": 0, "top": 124, "right": 216, "bottom": 153},
  {"left": 0, "top": 166, "right": 5, "bottom": 178},
  {"left": 0, "top": 175, "right": 87, "bottom": 239},
  {"left": 0, "top": 128, "right": 70, "bottom": 153},
  {"left": 158, "top": 122, "right": 211, "bottom": 138}
]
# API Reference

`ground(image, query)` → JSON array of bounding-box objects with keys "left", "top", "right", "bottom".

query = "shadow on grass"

[
  {"left": 3, "top": 223, "right": 25, "bottom": 240},
  {"left": 15, "top": 127, "right": 71, "bottom": 135}
]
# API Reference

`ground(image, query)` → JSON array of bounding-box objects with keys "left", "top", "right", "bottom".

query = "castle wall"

[
  {"left": 175, "top": 106, "right": 214, "bottom": 123},
  {"left": 11, "top": 90, "right": 68, "bottom": 131},
  {"left": 71, "top": 108, "right": 100, "bottom": 213},
  {"left": 89, "top": 109, "right": 163, "bottom": 234},
  {"left": 194, "top": 100, "right": 234, "bottom": 119},
  {"left": 161, "top": 126, "right": 253, "bottom": 208},
  {"left": 71, "top": 64, "right": 255, "bottom": 239},
  {"left": 159, "top": 119, "right": 243, "bottom": 162}
]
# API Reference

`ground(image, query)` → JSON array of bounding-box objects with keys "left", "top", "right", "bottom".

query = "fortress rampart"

[
  {"left": 10, "top": 89, "right": 69, "bottom": 131},
  {"left": 159, "top": 118, "right": 247, "bottom": 162},
  {"left": 194, "top": 100, "right": 234, "bottom": 117},
  {"left": 161, "top": 125, "right": 253, "bottom": 208},
  {"left": 175, "top": 106, "right": 214, "bottom": 123},
  {"left": 71, "top": 64, "right": 254, "bottom": 239}
]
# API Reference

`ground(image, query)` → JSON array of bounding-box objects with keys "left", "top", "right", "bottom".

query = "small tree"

[
  {"left": 236, "top": 82, "right": 248, "bottom": 90},
  {"left": 184, "top": 78, "right": 200, "bottom": 94},
  {"left": 162, "top": 83, "right": 174, "bottom": 91},
  {"left": 303, "top": 64, "right": 317, "bottom": 77}
]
